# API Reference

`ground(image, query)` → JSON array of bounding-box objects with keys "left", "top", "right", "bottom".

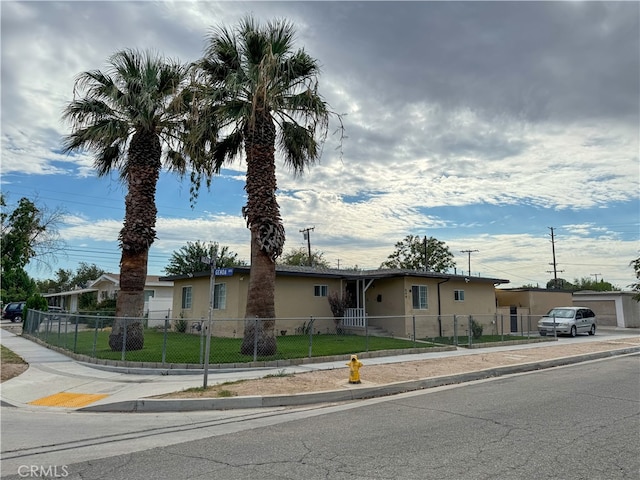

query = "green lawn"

[{"left": 31, "top": 329, "right": 431, "bottom": 365}]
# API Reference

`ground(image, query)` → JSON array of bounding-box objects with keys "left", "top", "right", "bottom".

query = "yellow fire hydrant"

[{"left": 347, "top": 354, "right": 363, "bottom": 384}]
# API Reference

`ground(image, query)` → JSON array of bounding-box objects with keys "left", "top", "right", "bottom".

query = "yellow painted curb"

[{"left": 29, "top": 392, "right": 109, "bottom": 408}]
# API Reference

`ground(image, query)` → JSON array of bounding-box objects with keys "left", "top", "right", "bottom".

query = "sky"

[{"left": 1, "top": 1, "right": 638, "bottom": 290}]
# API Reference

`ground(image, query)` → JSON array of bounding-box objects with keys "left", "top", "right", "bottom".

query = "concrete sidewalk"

[{"left": 2, "top": 326, "right": 639, "bottom": 413}]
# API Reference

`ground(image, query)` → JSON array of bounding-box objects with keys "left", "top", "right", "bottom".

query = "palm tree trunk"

[
  {"left": 240, "top": 111, "right": 281, "bottom": 356},
  {"left": 109, "top": 131, "right": 161, "bottom": 352}
]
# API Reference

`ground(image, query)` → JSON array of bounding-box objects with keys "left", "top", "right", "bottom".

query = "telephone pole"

[
  {"left": 300, "top": 227, "right": 315, "bottom": 266},
  {"left": 547, "top": 227, "right": 564, "bottom": 288},
  {"left": 591, "top": 273, "right": 602, "bottom": 283},
  {"left": 460, "top": 249, "right": 479, "bottom": 275}
]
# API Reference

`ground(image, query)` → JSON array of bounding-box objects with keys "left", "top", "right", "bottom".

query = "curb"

[{"left": 79, "top": 346, "right": 640, "bottom": 413}]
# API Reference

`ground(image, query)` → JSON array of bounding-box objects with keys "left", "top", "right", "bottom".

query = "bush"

[
  {"left": 173, "top": 318, "right": 188, "bottom": 333},
  {"left": 471, "top": 318, "right": 483, "bottom": 339}
]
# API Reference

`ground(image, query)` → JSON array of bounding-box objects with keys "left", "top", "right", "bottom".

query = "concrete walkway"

[{"left": 1, "top": 326, "right": 639, "bottom": 413}]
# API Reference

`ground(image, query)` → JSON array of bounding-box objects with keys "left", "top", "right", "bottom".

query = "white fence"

[{"left": 342, "top": 308, "right": 366, "bottom": 328}]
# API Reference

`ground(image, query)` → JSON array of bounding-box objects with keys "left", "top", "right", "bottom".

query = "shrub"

[
  {"left": 173, "top": 318, "right": 188, "bottom": 333},
  {"left": 471, "top": 318, "right": 483, "bottom": 339}
]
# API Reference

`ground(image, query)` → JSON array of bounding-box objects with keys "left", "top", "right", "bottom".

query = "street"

[{"left": 2, "top": 352, "right": 638, "bottom": 479}]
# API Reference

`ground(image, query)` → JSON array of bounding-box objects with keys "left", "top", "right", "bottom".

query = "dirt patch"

[
  {"left": 154, "top": 337, "right": 640, "bottom": 399},
  {"left": 1, "top": 363, "right": 29, "bottom": 382}
]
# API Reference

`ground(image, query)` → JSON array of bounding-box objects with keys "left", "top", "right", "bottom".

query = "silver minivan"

[{"left": 538, "top": 307, "right": 597, "bottom": 337}]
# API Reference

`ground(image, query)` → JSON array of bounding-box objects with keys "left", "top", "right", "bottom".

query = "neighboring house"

[
  {"left": 43, "top": 274, "right": 174, "bottom": 321},
  {"left": 496, "top": 288, "right": 573, "bottom": 333},
  {"left": 572, "top": 291, "right": 639, "bottom": 328},
  {"left": 163, "top": 266, "right": 509, "bottom": 338}
]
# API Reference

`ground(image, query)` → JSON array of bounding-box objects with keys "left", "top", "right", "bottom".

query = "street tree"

[
  {"left": 381, "top": 235, "right": 456, "bottom": 273},
  {"left": 62, "top": 49, "right": 191, "bottom": 351},
  {"left": 164, "top": 241, "right": 246, "bottom": 275},
  {"left": 279, "top": 247, "right": 330, "bottom": 268},
  {"left": 190, "top": 17, "right": 335, "bottom": 356},
  {"left": 1, "top": 194, "right": 64, "bottom": 303}
]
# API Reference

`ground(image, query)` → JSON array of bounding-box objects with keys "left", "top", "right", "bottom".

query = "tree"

[
  {"left": 62, "top": 49, "right": 190, "bottom": 351},
  {"left": 546, "top": 278, "right": 573, "bottom": 290},
  {"left": 279, "top": 247, "right": 330, "bottom": 268},
  {"left": 630, "top": 257, "right": 640, "bottom": 301},
  {"left": 164, "top": 241, "right": 246, "bottom": 275},
  {"left": 191, "top": 17, "right": 333, "bottom": 355},
  {"left": 571, "top": 276, "right": 618, "bottom": 292},
  {"left": 1, "top": 194, "right": 64, "bottom": 303},
  {"left": 381, "top": 235, "right": 456, "bottom": 273}
]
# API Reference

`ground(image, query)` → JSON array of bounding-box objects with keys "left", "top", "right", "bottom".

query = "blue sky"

[{"left": 1, "top": 1, "right": 638, "bottom": 289}]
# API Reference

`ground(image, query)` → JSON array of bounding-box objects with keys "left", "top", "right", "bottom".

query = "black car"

[{"left": 2, "top": 301, "right": 26, "bottom": 322}]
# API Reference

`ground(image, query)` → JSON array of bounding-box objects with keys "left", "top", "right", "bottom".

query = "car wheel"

[
  {"left": 589, "top": 325, "right": 596, "bottom": 336},
  {"left": 15, "top": 315, "right": 22, "bottom": 323},
  {"left": 570, "top": 325, "right": 577, "bottom": 337}
]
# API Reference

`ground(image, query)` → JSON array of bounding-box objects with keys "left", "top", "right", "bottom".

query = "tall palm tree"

[
  {"left": 191, "top": 17, "right": 330, "bottom": 355},
  {"left": 62, "top": 49, "right": 190, "bottom": 351}
]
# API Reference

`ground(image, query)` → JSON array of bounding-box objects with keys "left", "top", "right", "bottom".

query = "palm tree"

[
  {"left": 62, "top": 49, "right": 190, "bottom": 351},
  {"left": 191, "top": 17, "right": 330, "bottom": 355}
]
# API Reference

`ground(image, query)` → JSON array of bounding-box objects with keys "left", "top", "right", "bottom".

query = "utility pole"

[
  {"left": 300, "top": 227, "right": 315, "bottom": 266},
  {"left": 547, "top": 227, "right": 564, "bottom": 289},
  {"left": 591, "top": 273, "right": 602, "bottom": 283},
  {"left": 460, "top": 249, "right": 479, "bottom": 276},
  {"left": 423, "top": 236, "right": 429, "bottom": 271}
]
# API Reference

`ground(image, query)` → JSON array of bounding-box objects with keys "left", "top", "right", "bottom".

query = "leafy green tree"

[
  {"left": 572, "top": 276, "right": 618, "bottom": 292},
  {"left": 62, "top": 49, "right": 190, "bottom": 351},
  {"left": 191, "top": 17, "right": 333, "bottom": 355},
  {"left": 381, "top": 235, "right": 456, "bottom": 273},
  {"left": 630, "top": 257, "right": 640, "bottom": 301},
  {"left": 279, "top": 247, "right": 330, "bottom": 268},
  {"left": 546, "top": 278, "right": 574, "bottom": 290},
  {"left": 164, "top": 241, "right": 246, "bottom": 275},
  {"left": 1, "top": 194, "right": 63, "bottom": 303}
]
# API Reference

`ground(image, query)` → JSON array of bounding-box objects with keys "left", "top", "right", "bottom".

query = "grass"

[
  {"left": 1, "top": 345, "right": 26, "bottom": 364},
  {"left": 28, "top": 328, "right": 430, "bottom": 365}
]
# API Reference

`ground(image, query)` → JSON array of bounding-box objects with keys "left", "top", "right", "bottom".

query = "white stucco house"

[{"left": 43, "top": 274, "right": 174, "bottom": 322}]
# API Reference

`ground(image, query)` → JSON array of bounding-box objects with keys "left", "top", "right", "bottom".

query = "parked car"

[
  {"left": 2, "top": 301, "right": 26, "bottom": 322},
  {"left": 538, "top": 307, "right": 597, "bottom": 337}
]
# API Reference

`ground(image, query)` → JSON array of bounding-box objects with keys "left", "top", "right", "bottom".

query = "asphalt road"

[{"left": 2, "top": 353, "right": 638, "bottom": 480}]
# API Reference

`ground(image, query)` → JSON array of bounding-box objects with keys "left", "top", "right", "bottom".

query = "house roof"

[{"left": 162, "top": 265, "right": 509, "bottom": 285}]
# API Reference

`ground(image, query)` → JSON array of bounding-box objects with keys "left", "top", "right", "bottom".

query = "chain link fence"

[{"left": 22, "top": 309, "right": 549, "bottom": 367}]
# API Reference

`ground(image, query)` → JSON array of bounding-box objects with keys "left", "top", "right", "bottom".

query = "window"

[
  {"left": 454, "top": 290, "right": 465, "bottom": 301},
  {"left": 412, "top": 285, "right": 428, "bottom": 310},
  {"left": 144, "top": 290, "right": 155, "bottom": 302},
  {"left": 181, "top": 286, "right": 192, "bottom": 309},
  {"left": 213, "top": 283, "right": 226, "bottom": 310},
  {"left": 314, "top": 285, "right": 328, "bottom": 297}
]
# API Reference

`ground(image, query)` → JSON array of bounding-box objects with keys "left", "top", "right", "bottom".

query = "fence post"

[
  {"left": 308, "top": 316, "right": 314, "bottom": 358},
  {"left": 553, "top": 314, "right": 557, "bottom": 338},
  {"left": 500, "top": 314, "right": 504, "bottom": 341},
  {"left": 121, "top": 318, "right": 127, "bottom": 362},
  {"left": 453, "top": 315, "right": 458, "bottom": 346},
  {"left": 73, "top": 315, "right": 79, "bottom": 353},
  {"left": 92, "top": 318, "right": 99, "bottom": 358},
  {"left": 412, "top": 315, "right": 416, "bottom": 347},
  {"left": 253, "top": 316, "right": 259, "bottom": 362},
  {"left": 199, "top": 320, "right": 204, "bottom": 364},
  {"left": 468, "top": 316, "right": 473, "bottom": 347},
  {"left": 162, "top": 317, "right": 168, "bottom": 365}
]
